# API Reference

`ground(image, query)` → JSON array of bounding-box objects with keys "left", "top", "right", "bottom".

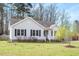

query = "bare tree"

[
  {"left": 60, "top": 10, "right": 70, "bottom": 28},
  {"left": 33, "top": 3, "right": 60, "bottom": 24},
  {"left": 48, "top": 4, "right": 60, "bottom": 23},
  {"left": 0, "top": 3, "right": 5, "bottom": 35},
  {"left": 39, "top": 4, "right": 44, "bottom": 20},
  {"left": 32, "top": 3, "right": 44, "bottom": 21}
]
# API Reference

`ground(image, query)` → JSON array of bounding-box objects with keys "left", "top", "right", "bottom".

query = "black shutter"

[
  {"left": 30, "top": 30, "right": 32, "bottom": 36},
  {"left": 25, "top": 29, "right": 26, "bottom": 36},
  {"left": 39, "top": 30, "right": 41, "bottom": 36},
  {"left": 44, "top": 30, "right": 45, "bottom": 36},
  {"left": 21, "top": 29, "right": 24, "bottom": 36},
  {"left": 15, "top": 29, "right": 16, "bottom": 36},
  {"left": 51, "top": 31, "right": 53, "bottom": 36}
]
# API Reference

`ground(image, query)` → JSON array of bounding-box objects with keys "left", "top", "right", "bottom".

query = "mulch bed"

[{"left": 64, "top": 45, "right": 76, "bottom": 48}]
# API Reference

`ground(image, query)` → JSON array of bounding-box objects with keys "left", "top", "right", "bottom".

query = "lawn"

[{"left": 0, "top": 41, "right": 79, "bottom": 56}]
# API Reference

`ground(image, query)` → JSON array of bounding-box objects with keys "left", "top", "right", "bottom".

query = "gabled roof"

[
  {"left": 10, "top": 16, "right": 55, "bottom": 28},
  {"left": 36, "top": 20, "right": 54, "bottom": 27}
]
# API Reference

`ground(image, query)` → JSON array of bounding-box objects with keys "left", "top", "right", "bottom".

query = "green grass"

[{"left": 0, "top": 40, "right": 79, "bottom": 56}]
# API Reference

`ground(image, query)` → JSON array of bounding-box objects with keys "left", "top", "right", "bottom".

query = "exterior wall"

[
  {"left": 48, "top": 25, "right": 58, "bottom": 40},
  {"left": 10, "top": 18, "right": 46, "bottom": 40},
  {"left": 47, "top": 30, "right": 57, "bottom": 40}
]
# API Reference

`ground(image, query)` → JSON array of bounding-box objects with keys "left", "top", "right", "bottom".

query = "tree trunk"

[{"left": 0, "top": 11, "right": 4, "bottom": 34}]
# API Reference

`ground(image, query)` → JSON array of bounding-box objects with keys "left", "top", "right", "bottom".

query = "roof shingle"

[{"left": 10, "top": 16, "right": 54, "bottom": 27}]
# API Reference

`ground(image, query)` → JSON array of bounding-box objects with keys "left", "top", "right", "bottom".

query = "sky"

[
  {"left": 5, "top": 3, "right": 79, "bottom": 24},
  {"left": 57, "top": 3, "right": 79, "bottom": 23},
  {"left": 34, "top": 3, "right": 79, "bottom": 23}
]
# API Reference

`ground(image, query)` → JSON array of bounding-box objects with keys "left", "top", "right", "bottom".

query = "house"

[{"left": 9, "top": 16, "right": 58, "bottom": 41}]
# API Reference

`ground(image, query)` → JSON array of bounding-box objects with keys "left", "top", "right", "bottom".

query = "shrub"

[
  {"left": 0, "top": 37, "right": 8, "bottom": 41},
  {"left": 50, "top": 39, "right": 62, "bottom": 42}
]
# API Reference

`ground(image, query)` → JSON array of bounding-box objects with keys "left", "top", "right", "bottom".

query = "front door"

[{"left": 44, "top": 30, "right": 49, "bottom": 41}]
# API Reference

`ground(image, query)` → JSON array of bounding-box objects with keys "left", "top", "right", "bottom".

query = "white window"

[
  {"left": 17, "top": 29, "right": 20, "bottom": 36},
  {"left": 44, "top": 30, "right": 48, "bottom": 36},
  {"left": 39, "top": 30, "right": 41, "bottom": 36},
  {"left": 33, "top": 30, "right": 35, "bottom": 36},
  {"left": 30, "top": 30, "right": 35, "bottom": 36},
  {"left": 21, "top": 29, "right": 24, "bottom": 36},
  {"left": 15, "top": 29, "right": 26, "bottom": 36},
  {"left": 30, "top": 30, "right": 41, "bottom": 36},
  {"left": 36, "top": 30, "right": 38, "bottom": 36}
]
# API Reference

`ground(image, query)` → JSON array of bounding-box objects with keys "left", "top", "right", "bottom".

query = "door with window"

[
  {"left": 44, "top": 30, "right": 49, "bottom": 41},
  {"left": 44, "top": 30, "right": 48, "bottom": 36}
]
